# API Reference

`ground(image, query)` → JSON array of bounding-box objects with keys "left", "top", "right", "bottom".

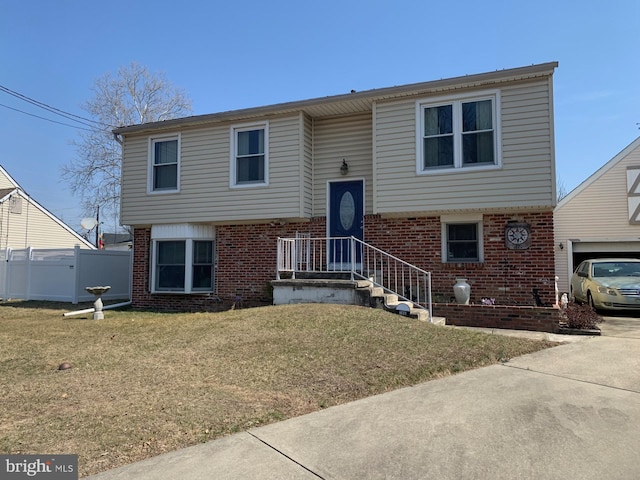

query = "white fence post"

[
  {"left": 4, "top": 247, "right": 11, "bottom": 301},
  {"left": 73, "top": 245, "right": 80, "bottom": 304},
  {"left": 0, "top": 248, "right": 8, "bottom": 300},
  {"left": 25, "top": 246, "right": 33, "bottom": 300}
]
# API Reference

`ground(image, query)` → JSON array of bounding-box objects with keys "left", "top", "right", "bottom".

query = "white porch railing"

[{"left": 277, "top": 236, "right": 432, "bottom": 320}]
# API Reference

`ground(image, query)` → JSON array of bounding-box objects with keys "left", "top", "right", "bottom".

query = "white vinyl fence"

[{"left": 0, "top": 246, "right": 131, "bottom": 303}]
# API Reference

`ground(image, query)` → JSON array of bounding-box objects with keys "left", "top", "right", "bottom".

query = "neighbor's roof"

[
  {"left": 0, "top": 188, "right": 17, "bottom": 202},
  {"left": 114, "top": 62, "right": 558, "bottom": 136},
  {"left": 556, "top": 136, "right": 640, "bottom": 209}
]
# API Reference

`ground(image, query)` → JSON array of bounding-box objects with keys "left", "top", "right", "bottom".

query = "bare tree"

[
  {"left": 556, "top": 178, "right": 569, "bottom": 202},
  {"left": 62, "top": 62, "right": 192, "bottom": 230}
]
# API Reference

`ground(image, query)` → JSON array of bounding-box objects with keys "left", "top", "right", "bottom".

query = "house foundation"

[{"left": 131, "top": 210, "right": 555, "bottom": 312}]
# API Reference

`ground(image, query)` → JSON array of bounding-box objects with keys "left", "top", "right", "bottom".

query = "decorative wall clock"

[{"left": 505, "top": 223, "right": 531, "bottom": 250}]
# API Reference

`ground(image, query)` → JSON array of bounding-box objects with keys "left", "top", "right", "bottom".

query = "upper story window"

[
  {"left": 231, "top": 122, "right": 269, "bottom": 187},
  {"left": 417, "top": 91, "right": 500, "bottom": 174},
  {"left": 149, "top": 134, "right": 180, "bottom": 193}
]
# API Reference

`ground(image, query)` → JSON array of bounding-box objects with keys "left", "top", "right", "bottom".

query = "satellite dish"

[{"left": 81, "top": 217, "right": 98, "bottom": 230}]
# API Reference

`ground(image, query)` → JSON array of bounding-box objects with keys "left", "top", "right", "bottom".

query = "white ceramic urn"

[{"left": 453, "top": 278, "right": 471, "bottom": 305}]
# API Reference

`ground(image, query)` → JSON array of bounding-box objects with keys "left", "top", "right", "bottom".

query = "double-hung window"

[
  {"left": 418, "top": 91, "right": 499, "bottom": 173},
  {"left": 149, "top": 134, "right": 180, "bottom": 192},
  {"left": 231, "top": 122, "right": 268, "bottom": 186},
  {"left": 441, "top": 215, "right": 484, "bottom": 263},
  {"left": 151, "top": 224, "right": 215, "bottom": 293}
]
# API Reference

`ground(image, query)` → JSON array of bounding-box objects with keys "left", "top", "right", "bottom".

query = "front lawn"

[{"left": 0, "top": 302, "right": 557, "bottom": 477}]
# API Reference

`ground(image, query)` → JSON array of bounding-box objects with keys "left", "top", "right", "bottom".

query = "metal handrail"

[{"left": 277, "top": 236, "right": 433, "bottom": 321}]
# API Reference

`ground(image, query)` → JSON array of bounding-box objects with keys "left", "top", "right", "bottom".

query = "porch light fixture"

[
  {"left": 559, "top": 243, "right": 564, "bottom": 250},
  {"left": 340, "top": 159, "right": 349, "bottom": 175}
]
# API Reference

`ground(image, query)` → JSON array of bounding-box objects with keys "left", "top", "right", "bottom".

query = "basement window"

[{"left": 441, "top": 214, "right": 484, "bottom": 263}]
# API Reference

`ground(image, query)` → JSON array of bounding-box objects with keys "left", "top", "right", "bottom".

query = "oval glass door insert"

[{"left": 339, "top": 191, "right": 356, "bottom": 231}]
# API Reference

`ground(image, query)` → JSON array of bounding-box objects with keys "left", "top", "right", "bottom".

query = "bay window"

[{"left": 151, "top": 224, "right": 215, "bottom": 293}]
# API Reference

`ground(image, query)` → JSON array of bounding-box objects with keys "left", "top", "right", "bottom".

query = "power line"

[
  {"left": 0, "top": 84, "right": 114, "bottom": 129},
  {"left": 0, "top": 103, "right": 95, "bottom": 132}
]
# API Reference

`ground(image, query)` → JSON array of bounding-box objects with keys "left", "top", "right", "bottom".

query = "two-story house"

[{"left": 114, "top": 62, "right": 558, "bottom": 311}]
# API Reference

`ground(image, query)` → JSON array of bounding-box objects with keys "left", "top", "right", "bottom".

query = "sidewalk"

[{"left": 88, "top": 318, "right": 640, "bottom": 479}]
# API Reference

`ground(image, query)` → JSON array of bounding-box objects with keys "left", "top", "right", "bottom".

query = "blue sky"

[{"left": 1, "top": 0, "right": 639, "bottom": 232}]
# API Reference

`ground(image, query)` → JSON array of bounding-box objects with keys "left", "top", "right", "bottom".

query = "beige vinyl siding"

[
  {"left": 374, "top": 77, "right": 554, "bottom": 215},
  {"left": 554, "top": 139, "right": 640, "bottom": 291},
  {"left": 0, "top": 196, "right": 91, "bottom": 250},
  {"left": 121, "top": 114, "right": 306, "bottom": 225},
  {"left": 302, "top": 114, "right": 313, "bottom": 217},
  {"left": 0, "top": 173, "right": 16, "bottom": 189},
  {"left": 312, "top": 113, "right": 373, "bottom": 217}
]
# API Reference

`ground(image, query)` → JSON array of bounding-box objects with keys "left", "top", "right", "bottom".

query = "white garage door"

[
  {"left": 572, "top": 241, "right": 640, "bottom": 254},
  {"left": 571, "top": 241, "right": 640, "bottom": 272}
]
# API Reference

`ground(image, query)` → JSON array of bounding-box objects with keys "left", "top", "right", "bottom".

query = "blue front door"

[{"left": 329, "top": 180, "right": 364, "bottom": 266}]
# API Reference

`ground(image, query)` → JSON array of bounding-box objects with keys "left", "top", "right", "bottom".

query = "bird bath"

[{"left": 85, "top": 286, "right": 111, "bottom": 320}]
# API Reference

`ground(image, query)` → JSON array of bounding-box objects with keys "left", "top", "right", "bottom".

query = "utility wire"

[
  {"left": 0, "top": 84, "right": 114, "bottom": 129},
  {"left": 0, "top": 103, "right": 96, "bottom": 132}
]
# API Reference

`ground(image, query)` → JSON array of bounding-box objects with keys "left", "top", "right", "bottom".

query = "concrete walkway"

[{"left": 88, "top": 317, "right": 640, "bottom": 480}]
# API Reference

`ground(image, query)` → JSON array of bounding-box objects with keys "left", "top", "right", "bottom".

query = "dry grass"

[{"left": 0, "top": 301, "right": 558, "bottom": 477}]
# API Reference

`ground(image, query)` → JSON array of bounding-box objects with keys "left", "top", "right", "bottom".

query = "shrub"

[{"left": 561, "top": 303, "right": 603, "bottom": 330}]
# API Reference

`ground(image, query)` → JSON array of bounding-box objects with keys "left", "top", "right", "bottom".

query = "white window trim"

[
  {"left": 150, "top": 224, "right": 216, "bottom": 294},
  {"left": 230, "top": 121, "right": 269, "bottom": 188},
  {"left": 151, "top": 239, "right": 215, "bottom": 294},
  {"left": 440, "top": 214, "right": 484, "bottom": 263},
  {"left": 416, "top": 90, "right": 501, "bottom": 175},
  {"left": 147, "top": 133, "right": 181, "bottom": 194}
]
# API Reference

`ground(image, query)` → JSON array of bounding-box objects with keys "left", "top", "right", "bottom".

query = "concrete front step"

[
  {"left": 361, "top": 285, "right": 436, "bottom": 323},
  {"left": 272, "top": 277, "right": 443, "bottom": 324}
]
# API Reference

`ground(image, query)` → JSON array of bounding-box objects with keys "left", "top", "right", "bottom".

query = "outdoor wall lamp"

[
  {"left": 559, "top": 242, "right": 564, "bottom": 250},
  {"left": 340, "top": 159, "right": 349, "bottom": 175}
]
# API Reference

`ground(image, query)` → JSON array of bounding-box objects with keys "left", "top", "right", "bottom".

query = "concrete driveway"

[
  {"left": 600, "top": 312, "right": 640, "bottom": 338},
  {"left": 88, "top": 317, "right": 640, "bottom": 480}
]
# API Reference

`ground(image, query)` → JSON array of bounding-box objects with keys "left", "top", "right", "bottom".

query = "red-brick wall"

[
  {"left": 364, "top": 212, "right": 556, "bottom": 306},
  {"left": 131, "top": 219, "right": 326, "bottom": 312},
  {"left": 434, "top": 303, "right": 562, "bottom": 333},
  {"left": 131, "top": 210, "right": 555, "bottom": 311}
]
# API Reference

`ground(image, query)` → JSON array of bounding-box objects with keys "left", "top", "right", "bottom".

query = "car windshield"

[{"left": 592, "top": 262, "right": 640, "bottom": 277}]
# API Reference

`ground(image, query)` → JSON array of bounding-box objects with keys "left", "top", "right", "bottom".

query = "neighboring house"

[
  {"left": 554, "top": 137, "right": 640, "bottom": 293},
  {"left": 0, "top": 166, "right": 95, "bottom": 250},
  {"left": 114, "top": 62, "right": 558, "bottom": 311},
  {"left": 102, "top": 233, "right": 133, "bottom": 251}
]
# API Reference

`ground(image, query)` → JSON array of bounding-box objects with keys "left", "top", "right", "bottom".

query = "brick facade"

[
  {"left": 434, "top": 303, "right": 562, "bottom": 333},
  {"left": 131, "top": 210, "right": 555, "bottom": 311},
  {"left": 364, "top": 211, "right": 556, "bottom": 306}
]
